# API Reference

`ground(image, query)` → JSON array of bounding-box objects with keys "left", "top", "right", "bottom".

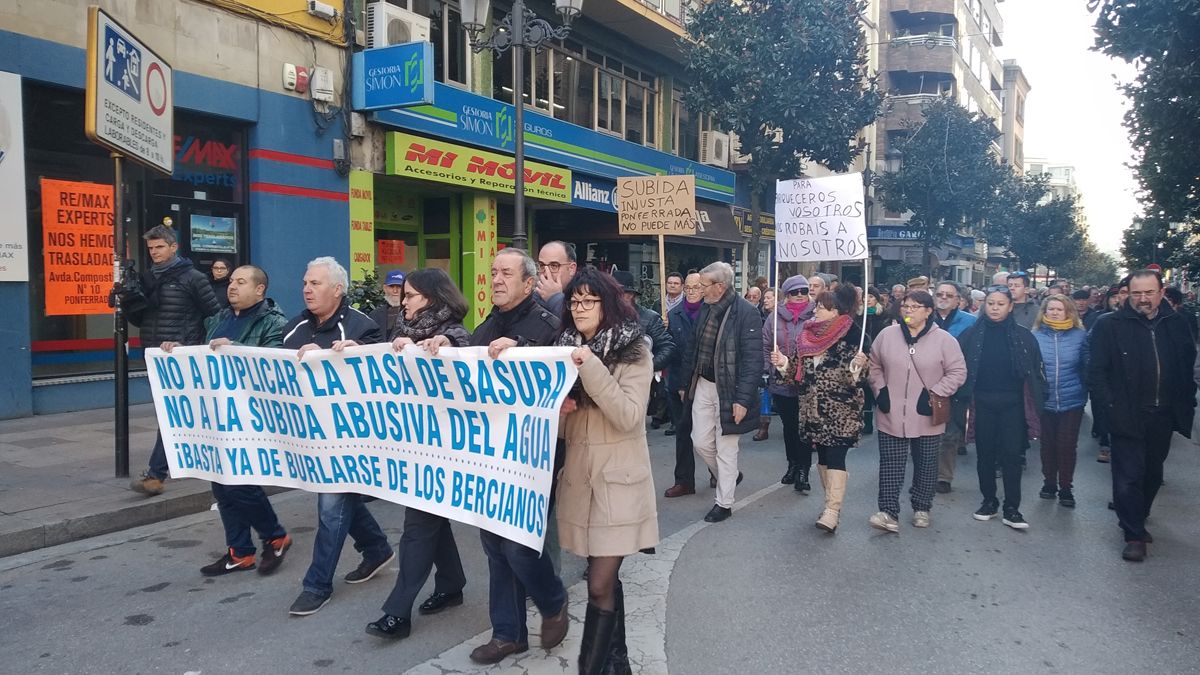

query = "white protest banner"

[
  {"left": 774, "top": 173, "right": 868, "bottom": 262},
  {"left": 145, "top": 343, "right": 578, "bottom": 550}
]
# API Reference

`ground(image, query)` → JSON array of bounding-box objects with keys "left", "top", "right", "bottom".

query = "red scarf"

[{"left": 794, "top": 314, "right": 853, "bottom": 360}]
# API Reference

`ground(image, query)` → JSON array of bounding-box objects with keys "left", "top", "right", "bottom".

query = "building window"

[
  {"left": 671, "top": 90, "right": 700, "bottom": 161},
  {"left": 409, "top": 0, "right": 471, "bottom": 86}
]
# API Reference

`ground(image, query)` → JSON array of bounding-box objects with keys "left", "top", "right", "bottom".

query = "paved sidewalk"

[{"left": 0, "top": 404, "right": 216, "bottom": 557}]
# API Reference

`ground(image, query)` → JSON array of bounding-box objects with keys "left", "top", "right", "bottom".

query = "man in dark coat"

[
  {"left": 369, "top": 269, "right": 406, "bottom": 340},
  {"left": 426, "top": 249, "right": 568, "bottom": 666},
  {"left": 128, "top": 224, "right": 221, "bottom": 496},
  {"left": 680, "top": 262, "right": 761, "bottom": 523},
  {"left": 612, "top": 270, "right": 676, "bottom": 429},
  {"left": 283, "top": 257, "right": 394, "bottom": 617},
  {"left": 1089, "top": 270, "right": 1197, "bottom": 562},
  {"left": 161, "top": 265, "right": 293, "bottom": 578},
  {"left": 664, "top": 271, "right": 704, "bottom": 497}
]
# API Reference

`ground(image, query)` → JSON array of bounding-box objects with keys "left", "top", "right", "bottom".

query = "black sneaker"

[
  {"left": 344, "top": 550, "right": 395, "bottom": 584},
  {"left": 366, "top": 614, "right": 411, "bottom": 640},
  {"left": 258, "top": 534, "right": 292, "bottom": 576},
  {"left": 973, "top": 500, "right": 999, "bottom": 521},
  {"left": 288, "top": 590, "right": 330, "bottom": 616},
  {"left": 1058, "top": 488, "right": 1076, "bottom": 508},
  {"left": 1002, "top": 509, "right": 1029, "bottom": 530},
  {"left": 200, "top": 549, "right": 256, "bottom": 576},
  {"left": 1039, "top": 482, "right": 1057, "bottom": 500}
]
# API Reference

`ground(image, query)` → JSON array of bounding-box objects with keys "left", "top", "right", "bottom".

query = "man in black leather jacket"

[{"left": 128, "top": 224, "right": 221, "bottom": 496}]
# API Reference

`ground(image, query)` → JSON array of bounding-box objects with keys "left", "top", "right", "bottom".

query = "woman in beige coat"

[{"left": 554, "top": 267, "right": 659, "bottom": 675}]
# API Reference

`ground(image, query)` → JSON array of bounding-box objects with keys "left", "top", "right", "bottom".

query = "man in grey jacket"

[{"left": 680, "top": 262, "right": 761, "bottom": 523}]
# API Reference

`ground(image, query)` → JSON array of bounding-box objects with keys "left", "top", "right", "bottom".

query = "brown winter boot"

[
  {"left": 816, "top": 469, "right": 847, "bottom": 533},
  {"left": 752, "top": 417, "right": 770, "bottom": 441}
]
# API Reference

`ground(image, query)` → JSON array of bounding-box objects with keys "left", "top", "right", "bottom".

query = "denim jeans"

[
  {"left": 148, "top": 432, "right": 169, "bottom": 480},
  {"left": 301, "top": 493, "right": 392, "bottom": 597},
  {"left": 211, "top": 483, "right": 287, "bottom": 557},
  {"left": 479, "top": 530, "right": 566, "bottom": 644}
]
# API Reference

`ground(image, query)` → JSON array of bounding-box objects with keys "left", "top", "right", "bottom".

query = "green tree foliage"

[
  {"left": 983, "top": 171, "right": 1085, "bottom": 271},
  {"left": 1120, "top": 215, "right": 1186, "bottom": 270},
  {"left": 683, "top": 0, "right": 881, "bottom": 278},
  {"left": 1058, "top": 240, "right": 1120, "bottom": 287},
  {"left": 1091, "top": 0, "right": 1200, "bottom": 224},
  {"left": 875, "top": 97, "right": 1008, "bottom": 273}
]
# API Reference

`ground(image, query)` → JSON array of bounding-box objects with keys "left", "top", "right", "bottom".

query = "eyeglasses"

[
  {"left": 1129, "top": 290, "right": 1160, "bottom": 299},
  {"left": 683, "top": 285, "right": 702, "bottom": 292},
  {"left": 786, "top": 288, "right": 810, "bottom": 297},
  {"left": 537, "top": 261, "right": 568, "bottom": 273},
  {"left": 402, "top": 291, "right": 423, "bottom": 300},
  {"left": 699, "top": 281, "right": 723, "bottom": 289},
  {"left": 899, "top": 304, "right": 928, "bottom": 311},
  {"left": 934, "top": 291, "right": 956, "bottom": 298},
  {"left": 986, "top": 285, "right": 1012, "bottom": 295},
  {"left": 569, "top": 298, "right": 600, "bottom": 311}
]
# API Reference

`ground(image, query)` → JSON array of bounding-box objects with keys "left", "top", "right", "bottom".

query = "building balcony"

[
  {"left": 584, "top": 0, "right": 689, "bottom": 59},
  {"left": 886, "top": 38, "right": 959, "bottom": 76},
  {"left": 889, "top": 0, "right": 956, "bottom": 21}
]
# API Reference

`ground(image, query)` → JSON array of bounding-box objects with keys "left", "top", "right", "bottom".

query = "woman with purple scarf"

[{"left": 761, "top": 275, "right": 816, "bottom": 491}]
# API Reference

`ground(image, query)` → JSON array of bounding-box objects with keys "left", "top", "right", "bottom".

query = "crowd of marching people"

[{"left": 117, "top": 223, "right": 1197, "bottom": 673}]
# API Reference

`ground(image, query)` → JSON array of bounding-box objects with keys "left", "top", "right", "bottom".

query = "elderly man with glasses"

[
  {"left": 535, "top": 240, "right": 578, "bottom": 316},
  {"left": 680, "top": 262, "right": 762, "bottom": 522},
  {"left": 931, "top": 282, "right": 976, "bottom": 493}
]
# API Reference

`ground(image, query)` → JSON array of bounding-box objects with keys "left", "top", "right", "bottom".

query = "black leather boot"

[
  {"left": 579, "top": 602, "right": 618, "bottom": 675},
  {"left": 780, "top": 461, "right": 797, "bottom": 484},
  {"left": 793, "top": 466, "right": 811, "bottom": 494},
  {"left": 600, "top": 582, "right": 631, "bottom": 675}
]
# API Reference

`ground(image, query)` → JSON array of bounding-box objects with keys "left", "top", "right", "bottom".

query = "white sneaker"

[
  {"left": 912, "top": 511, "right": 931, "bottom": 528},
  {"left": 868, "top": 511, "right": 900, "bottom": 533}
]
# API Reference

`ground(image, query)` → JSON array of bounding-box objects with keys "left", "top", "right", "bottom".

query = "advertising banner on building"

[
  {"left": 464, "top": 194, "right": 498, "bottom": 330},
  {"left": 774, "top": 173, "right": 868, "bottom": 262},
  {"left": 348, "top": 170, "right": 376, "bottom": 282},
  {"left": 352, "top": 42, "right": 435, "bottom": 111},
  {"left": 0, "top": 71, "right": 28, "bottom": 281},
  {"left": 189, "top": 215, "right": 237, "bottom": 253},
  {"left": 40, "top": 178, "right": 114, "bottom": 316},
  {"left": 386, "top": 132, "right": 571, "bottom": 203},
  {"left": 146, "top": 343, "right": 578, "bottom": 550},
  {"left": 373, "top": 81, "right": 737, "bottom": 203},
  {"left": 616, "top": 175, "right": 698, "bottom": 235},
  {"left": 85, "top": 6, "right": 174, "bottom": 174}
]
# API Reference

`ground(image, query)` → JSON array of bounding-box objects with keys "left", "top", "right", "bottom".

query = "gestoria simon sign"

[{"left": 385, "top": 132, "right": 571, "bottom": 203}]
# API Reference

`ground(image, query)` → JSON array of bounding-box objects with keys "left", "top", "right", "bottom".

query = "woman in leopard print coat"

[{"left": 771, "top": 286, "right": 869, "bottom": 533}]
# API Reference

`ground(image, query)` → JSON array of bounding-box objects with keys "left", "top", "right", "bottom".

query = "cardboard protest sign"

[
  {"left": 145, "top": 343, "right": 578, "bottom": 550},
  {"left": 774, "top": 173, "right": 868, "bottom": 262},
  {"left": 616, "top": 174, "right": 698, "bottom": 235}
]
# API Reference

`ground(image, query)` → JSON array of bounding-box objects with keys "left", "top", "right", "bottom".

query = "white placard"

[
  {"left": 0, "top": 72, "right": 28, "bottom": 281},
  {"left": 146, "top": 344, "right": 579, "bottom": 550},
  {"left": 775, "top": 173, "right": 868, "bottom": 262},
  {"left": 85, "top": 6, "right": 174, "bottom": 174}
]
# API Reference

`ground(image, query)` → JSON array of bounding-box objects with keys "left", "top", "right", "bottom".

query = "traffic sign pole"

[{"left": 113, "top": 151, "right": 129, "bottom": 478}]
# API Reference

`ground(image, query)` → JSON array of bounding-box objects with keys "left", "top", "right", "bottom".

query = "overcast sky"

[{"left": 997, "top": 0, "right": 1139, "bottom": 254}]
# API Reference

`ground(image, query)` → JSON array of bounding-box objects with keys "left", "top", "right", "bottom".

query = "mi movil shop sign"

[{"left": 385, "top": 132, "right": 571, "bottom": 203}]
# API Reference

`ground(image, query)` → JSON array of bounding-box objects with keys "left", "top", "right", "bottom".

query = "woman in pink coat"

[{"left": 867, "top": 290, "right": 967, "bottom": 532}]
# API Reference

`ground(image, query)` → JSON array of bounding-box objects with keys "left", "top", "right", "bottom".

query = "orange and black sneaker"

[
  {"left": 257, "top": 534, "right": 293, "bottom": 576},
  {"left": 201, "top": 549, "right": 256, "bottom": 577}
]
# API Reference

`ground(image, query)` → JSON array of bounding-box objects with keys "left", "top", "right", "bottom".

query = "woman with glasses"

[
  {"left": 867, "top": 290, "right": 967, "bottom": 532},
  {"left": 956, "top": 285, "right": 1045, "bottom": 530},
  {"left": 1032, "top": 294, "right": 1088, "bottom": 508},
  {"left": 554, "top": 267, "right": 658, "bottom": 674},
  {"left": 209, "top": 257, "right": 232, "bottom": 308},
  {"left": 770, "top": 285, "right": 869, "bottom": 533},
  {"left": 761, "top": 275, "right": 816, "bottom": 489},
  {"left": 367, "top": 268, "right": 472, "bottom": 641}
]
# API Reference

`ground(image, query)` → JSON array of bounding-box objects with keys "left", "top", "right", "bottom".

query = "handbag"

[{"left": 907, "top": 347, "right": 951, "bottom": 426}]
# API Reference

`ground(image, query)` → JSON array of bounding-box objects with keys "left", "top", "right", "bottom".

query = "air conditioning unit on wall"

[
  {"left": 700, "top": 131, "right": 730, "bottom": 168},
  {"left": 367, "top": 2, "right": 431, "bottom": 49}
]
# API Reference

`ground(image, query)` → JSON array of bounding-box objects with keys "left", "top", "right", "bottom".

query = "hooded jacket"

[{"left": 281, "top": 297, "right": 383, "bottom": 349}]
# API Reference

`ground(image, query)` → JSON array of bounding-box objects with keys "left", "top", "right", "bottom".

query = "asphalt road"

[{"left": 2, "top": 416, "right": 1197, "bottom": 674}]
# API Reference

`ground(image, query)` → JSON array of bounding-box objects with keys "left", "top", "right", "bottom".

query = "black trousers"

[
  {"left": 668, "top": 389, "right": 696, "bottom": 486},
  {"left": 380, "top": 507, "right": 466, "bottom": 619},
  {"left": 773, "top": 394, "right": 812, "bottom": 468},
  {"left": 975, "top": 397, "right": 1027, "bottom": 510},
  {"left": 1111, "top": 408, "right": 1175, "bottom": 542}
]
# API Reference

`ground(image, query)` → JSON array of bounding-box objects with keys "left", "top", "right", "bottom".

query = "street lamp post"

[{"left": 459, "top": 0, "right": 584, "bottom": 251}]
